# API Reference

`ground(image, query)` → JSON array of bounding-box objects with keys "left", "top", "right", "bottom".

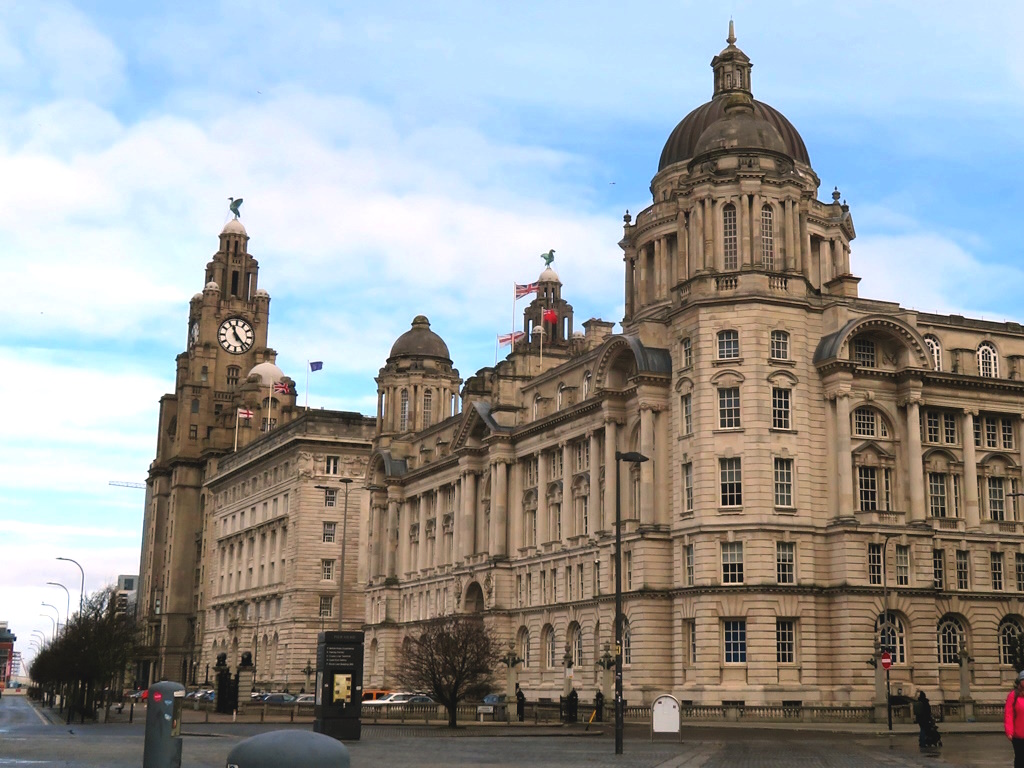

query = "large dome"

[{"left": 389, "top": 316, "right": 451, "bottom": 361}]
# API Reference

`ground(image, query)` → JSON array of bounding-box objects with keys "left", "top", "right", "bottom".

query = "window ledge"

[
  {"left": 769, "top": 428, "right": 797, "bottom": 435},
  {"left": 713, "top": 357, "right": 744, "bottom": 366},
  {"left": 768, "top": 358, "right": 796, "bottom": 367},
  {"left": 718, "top": 506, "right": 744, "bottom": 515},
  {"left": 774, "top": 506, "right": 798, "bottom": 515},
  {"left": 712, "top": 428, "right": 745, "bottom": 435}
]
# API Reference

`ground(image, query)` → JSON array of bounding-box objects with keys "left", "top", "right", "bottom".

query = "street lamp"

[
  {"left": 613, "top": 450, "right": 648, "bottom": 755},
  {"left": 40, "top": 613, "right": 56, "bottom": 641},
  {"left": 57, "top": 557, "right": 85, "bottom": 613},
  {"left": 47, "top": 582, "right": 71, "bottom": 628},
  {"left": 316, "top": 477, "right": 353, "bottom": 631},
  {"left": 42, "top": 602, "right": 62, "bottom": 636},
  {"left": 878, "top": 534, "right": 897, "bottom": 732}
]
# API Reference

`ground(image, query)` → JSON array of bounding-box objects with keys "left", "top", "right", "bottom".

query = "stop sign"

[{"left": 880, "top": 652, "right": 892, "bottom": 670}]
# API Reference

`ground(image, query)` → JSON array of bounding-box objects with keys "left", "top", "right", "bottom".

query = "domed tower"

[
  {"left": 621, "top": 23, "right": 857, "bottom": 329},
  {"left": 521, "top": 259, "right": 575, "bottom": 349},
  {"left": 376, "top": 316, "right": 461, "bottom": 442}
]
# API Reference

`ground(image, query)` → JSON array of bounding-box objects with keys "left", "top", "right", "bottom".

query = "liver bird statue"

[
  {"left": 229, "top": 197, "right": 243, "bottom": 219},
  {"left": 540, "top": 249, "right": 555, "bottom": 266}
]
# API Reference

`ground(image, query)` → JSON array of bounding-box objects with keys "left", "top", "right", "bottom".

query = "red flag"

[
  {"left": 542, "top": 309, "right": 558, "bottom": 324},
  {"left": 237, "top": 408, "right": 254, "bottom": 419},
  {"left": 273, "top": 382, "right": 290, "bottom": 394},
  {"left": 515, "top": 282, "right": 539, "bottom": 299},
  {"left": 498, "top": 331, "right": 525, "bottom": 346}
]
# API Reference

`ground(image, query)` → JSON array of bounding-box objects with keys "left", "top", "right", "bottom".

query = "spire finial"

[{"left": 727, "top": 19, "right": 736, "bottom": 46}]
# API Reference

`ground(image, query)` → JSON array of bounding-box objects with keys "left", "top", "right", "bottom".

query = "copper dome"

[{"left": 388, "top": 316, "right": 451, "bottom": 361}]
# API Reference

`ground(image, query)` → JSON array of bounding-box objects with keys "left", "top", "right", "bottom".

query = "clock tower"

[{"left": 137, "top": 216, "right": 292, "bottom": 686}]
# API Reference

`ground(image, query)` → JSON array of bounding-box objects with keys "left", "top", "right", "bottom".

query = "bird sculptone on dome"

[{"left": 229, "top": 197, "right": 243, "bottom": 219}]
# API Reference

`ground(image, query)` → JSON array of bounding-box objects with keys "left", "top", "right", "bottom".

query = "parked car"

[
  {"left": 361, "top": 689, "right": 393, "bottom": 702},
  {"left": 362, "top": 691, "right": 416, "bottom": 707},
  {"left": 482, "top": 693, "right": 506, "bottom": 705},
  {"left": 261, "top": 693, "right": 297, "bottom": 705},
  {"left": 295, "top": 694, "right": 315, "bottom": 704},
  {"left": 404, "top": 695, "right": 436, "bottom": 705}
]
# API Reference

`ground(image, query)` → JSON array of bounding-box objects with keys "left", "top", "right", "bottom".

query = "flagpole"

[
  {"left": 234, "top": 408, "right": 240, "bottom": 452},
  {"left": 305, "top": 360, "right": 310, "bottom": 410},
  {"left": 267, "top": 379, "right": 272, "bottom": 432},
  {"left": 511, "top": 282, "right": 517, "bottom": 353},
  {"left": 495, "top": 335, "right": 499, "bottom": 366}
]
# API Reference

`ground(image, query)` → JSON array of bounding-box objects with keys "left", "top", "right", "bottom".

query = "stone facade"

[{"left": 360, "top": 30, "right": 1024, "bottom": 709}]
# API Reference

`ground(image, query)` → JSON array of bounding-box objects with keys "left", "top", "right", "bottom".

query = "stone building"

[{"left": 359, "top": 28, "right": 1024, "bottom": 709}]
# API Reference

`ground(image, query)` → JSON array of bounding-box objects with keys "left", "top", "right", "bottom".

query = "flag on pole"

[
  {"left": 237, "top": 408, "right": 254, "bottom": 419},
  {"left": 498, "top": 331, "right": 525, "bottom": 346},
  {"left": 515, "top": 282, "right": 538, "bottom": 299},
  {"left": 273, "top": 382, "right": 290, "bottom": 394},
  {"left": 309, "top": 361, "right": 323, "bottom": 372},
  {"left": 542, "top": 308, "right": 558, "bottom": 324}
]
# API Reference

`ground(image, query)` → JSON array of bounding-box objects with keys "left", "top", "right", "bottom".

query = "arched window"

[
  {"left": 557, "top": 383, "right": 566, "bottom": 410},
  {"left": 519, "top": 627, "right": 532, "bottom": 669},
  {"left": 723, "top": 203, "right": 737, "bottom": 270},
  {"left": 533, "top": 394, "right": 541, "bottom": 420},
  {"left": 924, "top": 335, "right": 942, "bottom": 371},
  {"left": 978, "top": 342, "right": 999, "bottom": 378},
  {"left": 853, "top": 407, "right": 889, "bottom": 438},
  {"left": 761, "top": 204, "right": 775, "bottom": 270},
  {"left": 570, "top": 623, "right": 583, "bottom": 667},
  {"left": 937, "top": 616, "right": 965, "bottom": 665},
  {"left": 875, "top": 612, "right": 906, "bottom": 664},
  {"left": 422, "top": 390, "right": 432, "bottom": 428},
  {"left": 1000, "top": 618, "right": 1023, "bottom": 666},
  {"left": 399, "top": 389, "right": 409, "bottom": 431},
  {"left": 582, "top": 371, "right": 592, "bottom": 399},
  {"left": 544, "top": 625, "right": 556, "bottom": 668},
  {"left": 622, "top": 617, "right": 632, "bottom": 665}
]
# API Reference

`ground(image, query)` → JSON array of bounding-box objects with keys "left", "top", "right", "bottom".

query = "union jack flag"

[
  {"left": 515, "top": 282, "right": 538, "bottom": 299},
  {"left": 273, "top": 382, "right": 290, "bottom": 394}
]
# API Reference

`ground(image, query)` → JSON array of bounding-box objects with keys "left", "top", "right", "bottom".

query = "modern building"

[
  {"left": 0, "top": 622, "right": 16, "bottom": 690},
  {"left": 359, "top": 28, "right": 1024, "bottom": 709},
  {"left": 115, "top": 575, "right": 138, "bottom": 617}
]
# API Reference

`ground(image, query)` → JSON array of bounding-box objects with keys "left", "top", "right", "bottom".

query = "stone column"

[
  {"left": 711, "top": 201, "right": 723, "bottom": 270},
  {"left": 640, "top": 405, "right": 655, "bottom": 525},
  {"left": 703, "top": 198, "right": 713, "bottom": 269},
  {"left": 537, "top": 452, "right": 549, "bottom": 544},
  {"left": 751, "top": 193, "right": 762, "bottom": 265},
  {"left": 691, "top": 205, "right": 703, "bottom": 272},
  {"left": 799, "top": 210, "right": 810, "bottom": 276},
  {"left": 738, "top": 194, "right": 750, "bottom": 268},
  {"left": 963, "top": 410, "right": 980, "bottom": 529},
  {"left": 905, "top": 397, "right": 926, "bottom": 523},
  {"left": 509, "top": 461, "right": 523, "bottom": 552},
  {"left": 374, "top": 504, "right": 387, "bottom": 578},
  {"left": 417, "top": 495, "right": 428, "bottom": 571},
  {"left": 561, "top": 442, "right": 572, "bottom": 539},
  {"left": 461, "top": 471, "right": 477, "bottom": 558},
  {"left": 589, "top": 431, "right": 601, "bottom": 536},
  {"left": 835, "top": 392, "right": 854, "bottom": 517},
  {"left": 653, "top": 238, "right": 663, "bottom": 297},
  {"left": 623, "top": 250, "right": 635, "bottom": 319},
  {"left": 452, "top": 480, "right": 462, "bottom": 565},
  {"left": 399, "top": 500, "right": 411, "bottom": 577},
  {"left": 603, "top": 420, "right": 617, "bottom": 533},
  {"left": 676, "top": 212, "right": 689, "bottom": 283},
  {"left": 492, "top": 460, "right": 508, "bottom": 558},
  {"left": 386, "top": 497, "right": 399, "bottom": 578},
  {"left": 785, "top": 199, "right": 797, "bottom": 272}
]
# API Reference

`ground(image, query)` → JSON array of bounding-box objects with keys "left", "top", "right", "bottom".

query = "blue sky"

[{"left": 4, "top": 0, "right": 1024, "bottom": 669}]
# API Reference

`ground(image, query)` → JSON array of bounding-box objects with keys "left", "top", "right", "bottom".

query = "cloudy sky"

[{"left": 5, "top": 0, "right": 1024, "bottom": 669}]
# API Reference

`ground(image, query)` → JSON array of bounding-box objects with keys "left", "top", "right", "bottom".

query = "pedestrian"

[
  {"left": 515, "top": 682, "right": 525, "bottom": 722},
  {"left": 1006, "top": 670, "right": 1024, "bottom": 766},
  {"left": 913, "top": 691, "right": 932, "bottom": 747}
]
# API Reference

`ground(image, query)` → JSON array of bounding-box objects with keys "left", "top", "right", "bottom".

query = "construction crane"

[{"left": 108, "top": 481, "right": 146, "bottom": 489}]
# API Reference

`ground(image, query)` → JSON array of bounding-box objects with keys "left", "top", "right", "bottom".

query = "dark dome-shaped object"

[
  {"left": 692, "top": 93, "right": 788, "bottom": 157},
  {"left": 659, "top": 96, "right": 809, "bottom": 171},
  {"left": 389, "top": 316, "right": 451, "bottom": 361}
]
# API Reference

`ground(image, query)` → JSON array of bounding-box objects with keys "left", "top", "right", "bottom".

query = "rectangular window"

[
  {"left": 682, "top": 463, "right": 694, "bottom": 514},
  {"left": 986, "top": 419, "right": 999, "bottom": 449},
  {"left": 321, "top": 559, "right": 335, "bottom": 581},
  {"left": 681, "top": 393, "right": 692, "bottom": 435},
  {"left": 868, "top": 543, "right": 883, "bottom": 585},
  {"left": 516, "top": 575, "right": 523, "bottom": 606},
  {"left": 574, "top": 441, "right": 589, "bottom": 472},
  {"left": 719, "top": 457, "right": 743, "bottom": 507},
  {"left": 776, "top": 619, "right": 795, "bottom": 664},
  {"left": 325, "top": 456, "right": 339, "bottom": 475},
  {"left": 723, "top": 619, "right": 747, "bottom": 663},
  {"left": 722, "top": 541, "right": 744, "bottom": 584},
  {"left": 774, "top": 458, "right": 794, "bottom": 508},
  {"left": 952, "top": 475, "right": 961, "bottom": 517},
  {"left": 319, "top": 596, "right": 333, "bottom": 617},
  {"left": 723, "top": 205, "right": 738, "bottom": 270},
  {"left": 324, "top": 488, "right": 337, "bottom": 508},
  {"left": 992, "top": 552, "right": 1005, "bottom": 591},
  {"left": 943, "top": 413, "right": 957, "bottom": 444},
  {"left": 1003, "top": 419, "right": 1015, "bottom": 449},
  {"left": 974, "top": 419, "right": 982, "bottom": 447},
  {"left": 550, "top": 451, "right": 563, "bottom": 478},
  {"left": 540, "top": 571, "right": 546, "bottom": 603},
  {"left": 718, "top": 330, "right": 739, "bottom": 359},
  {"left": 526, "top": 572, "right": 533, "bottom": 606},
  {"left": 718, "top": 387, "right": 741, "bottom": 429},
  {"left": 525, "top": 458, "right": 538, "bottom": 487},
  {"left": 322, "top": 522, "right": 336, "bottom": 543},
  {"left": 625, "top": 551, "right": 633, "bottom": 590},
  {"left": 770, "top": 330, "right": 789, "bottom": 360},
  {"left": 956, "top": 550, "right": 970, "bottom": 590},
  {"left": 926, "top": 412, "right": 940, "bottom": 443},
  {"left": 895, "top": 544, "right": 910, "bottom": 586},
  {"left": 933, "top": 549, "right": 944, "bottom": 589},
  {"left": 681, "top": 337, "right": 693, "bottom": 368},
  {"left": 188, "top": 424, "right": 198, "bottom": 440},
  {"left": 771, "top": 387, "right": 791, "bottom": 430},
  {"left": 853, "top": 338, "right": 876, "bottom": 367},
  {"left": 928, "top": 473, "right": 948, "bottom": 517},
  {"left": 989, "top": 477, "right": 1006, "bottom": 521},
  {"left": 684, "top": 544, "right": 694, "bottom": 586},
  {"left": 858, "top": 466, "right": 878, "bottom": 511},
  {"left": 1016, "top": 553, "right": 1024, "bottom": 592},
  {"left": 854, "top": 408, "right": 876, "bottom": 437},
  {"left": 776, "top": 541, "right": 795, "bottom": 584}
]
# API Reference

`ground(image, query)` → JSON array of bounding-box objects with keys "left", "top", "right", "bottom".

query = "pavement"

[{"left": 3, "top": 693, "right": 1013, "bottom": 768}]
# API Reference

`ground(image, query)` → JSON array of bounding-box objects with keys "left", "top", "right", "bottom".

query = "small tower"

[{"left": 522, "top": 261, "right": 574, "bottom": 348}]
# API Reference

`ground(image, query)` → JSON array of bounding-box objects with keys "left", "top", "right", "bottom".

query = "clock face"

[
  {"left": 218, "top": 317, "right": 255, "bottom": 354},
  {"left": 189, "top": 322, "right": 200, "bottom": 348}
]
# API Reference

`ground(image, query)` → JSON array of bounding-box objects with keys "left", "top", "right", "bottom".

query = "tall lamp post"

[
  {"left": 42, "top": 602, "right": 62, "bottom": 636},
  {"left": 57, "top": 557, "right": 85, "bottom": 613},
  {"left": 40, "top": 613, "right": 57, "bottom": 641},
  {"left": 613, "top": 450, "right": 648, "bottom": 755},
  {"left": 47, "top": 582, "right": 71, "bottom": 628},
  {"left": 878, "top": 534, "right": 896, "bottom": 732}
]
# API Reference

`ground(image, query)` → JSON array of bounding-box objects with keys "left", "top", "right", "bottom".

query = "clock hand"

[{"left": 233, "top": 329, "right": 243, "bottom": 344}]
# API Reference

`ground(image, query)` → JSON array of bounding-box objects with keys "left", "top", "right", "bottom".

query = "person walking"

[
  {"left": 913, "top": 691, "right": 933, "bottom": 748},
  {"left": 515, "top": 683, "right": 525, "bottom": 722},
  {"left": 1005, "top": 670, "right": 1024, "bottom": 766}
]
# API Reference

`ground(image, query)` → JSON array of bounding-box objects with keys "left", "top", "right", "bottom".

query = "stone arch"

[
  {"left": 814, "top": 315, "right": 931, "bottom": 369},
  {"left": 593, "top": 336, "right": 671, "bottom": 392},
  {"left": 464, "top": 581, "right": 485, "bottom": 614}
]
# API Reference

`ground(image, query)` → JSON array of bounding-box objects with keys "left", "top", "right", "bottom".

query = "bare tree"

[{"left": 394, "top": 615, "right": 501, "bottom": 727}]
